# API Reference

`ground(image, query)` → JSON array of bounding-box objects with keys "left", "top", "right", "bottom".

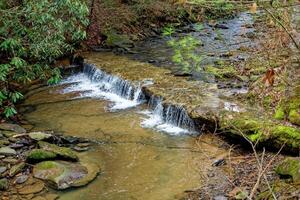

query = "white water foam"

[
  {"left": 60, "top": 73, "right": 142, "bottom": 111},
  {"left": 139, "top": 98, "right": 195, "bottom": 135},
  {"left": 140, "top": 110, "right": 190, "bottom": 135}
]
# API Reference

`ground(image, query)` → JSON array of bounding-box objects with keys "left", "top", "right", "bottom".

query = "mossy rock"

[
  {"left": 9, "top": 162, "right": 25, "bottom": 177},
  {"left": 205, "top": 65, "right": 238, "bottom": 79},
  {"left": 0, "top": 178, "right": 8, "bottom": 190},
  {"left": 38, "top": 141, "right": 78, "bottom": 161},
  {"left": 220, "top": 113, "right": 300, "bottom": 152},
  {"left": 275, "top": 157, "right": 300, "bottom": 182},
  {"left": 33, "top": 160, "right": 99, "bottom": 190},
  {"left": 27, "top": 149, "right": 57, "bottom": 163}
]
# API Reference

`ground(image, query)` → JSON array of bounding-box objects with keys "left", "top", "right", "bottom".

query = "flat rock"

[
  {"left": 0, "top": 147, "right": 17, "bottom": 156},
  {"left": 33, "top": 160, "right": 99, "bottom": 190},
  {"left": 29, "top": 132, "right": 52, "bottom": 141},
  {"left": 18, "top": 181, "right": 45, "bottom": 195},
  {"left": 0, "top": 123, "right": 26, "bottom": 134},
  {"left": 38, "top": 141, "right": 78, "bottom": 161},
  {"left": 15, "top": 174, "right": 29, "bottom": 184}
]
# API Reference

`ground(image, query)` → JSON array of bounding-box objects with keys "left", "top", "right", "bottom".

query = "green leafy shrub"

[{"left": 0, "top": 0, "right": 89, "bottom": 119}]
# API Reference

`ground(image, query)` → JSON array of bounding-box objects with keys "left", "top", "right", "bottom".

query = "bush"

[{"left": 0, "top": 0, "right": 89, "bottom": 119}]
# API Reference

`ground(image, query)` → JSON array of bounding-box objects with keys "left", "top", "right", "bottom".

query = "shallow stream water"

[{"left": 22, "top": 80, "right": 228, "bottom": 200}]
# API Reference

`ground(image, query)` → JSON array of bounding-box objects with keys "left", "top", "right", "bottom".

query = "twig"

[{"left": 263, "top": 7, "right": 299, "bottom": 50}]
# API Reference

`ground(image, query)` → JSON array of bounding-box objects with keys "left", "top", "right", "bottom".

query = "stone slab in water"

[
  {"left": 33, "top": 160, "right": 99, "bottom": 190},
  {"left": 0, "top": 123, "right": 26, "bottom": 133}
]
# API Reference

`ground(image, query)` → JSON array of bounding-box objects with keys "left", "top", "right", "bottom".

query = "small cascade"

[
  {"left": 61, "top": 63, "right": 195, "bottom": 135},
  {"left": 141, "top": 96, "right": 195, "bottom": 135},
  {"left": 83, "top": 64, "right": 145, "bottom": 103},
  {"left": 61, "top": 63, "right": 144, "bottom": 110}
]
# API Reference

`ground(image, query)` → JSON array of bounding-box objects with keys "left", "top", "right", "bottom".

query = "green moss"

[
  {"left": 38, "top": 141, "right": 78, "bottom": 161},
  {"left": 271, "top": 125, "right": 300, "bottom": 149},
  {"left": 27, "top": 149, "right": 57, "bottom": 162},
  {"left": 274, "top": 106, "right": 285, "bottom": 120},
  {"left": 248, "top": 131, "right": 263, "bottom": 142},
  {"left": 275, "top": 158, "right": 300, "bottom": 182},
  {"left": 288, "top": 109, "right": 300, "bottom": 126},
  {"left": 205, "top": 65, "right": 237, "bottom": 79},
  {"left": 36, "top": 161, "right": 57, "bottom": 170}
]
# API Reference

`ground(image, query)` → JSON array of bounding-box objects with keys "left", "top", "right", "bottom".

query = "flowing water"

[
  {"left": 19, "top": 11, "right": 266, "bottom": 200},
  {"left": 22, "top": 66, "right": 229, "bottom": 200}
]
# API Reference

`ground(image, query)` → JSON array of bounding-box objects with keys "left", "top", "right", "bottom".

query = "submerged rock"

[
  {"left": 27, "top": 149, "right": 57, "bottom": 162},
  {"left": 18, "top": 181, "right": 45, "bottom": 195},
  {"left": 0, "top": 146, "right": 17, "bottom": 156},
  {"left": 0, "top": 123, "right": 26, "bottom": 134},
  {"left": 275, "top": 157, "right": 300, "bottom": 182},
  {"left": 33, "top": 160, "right": 99, "bottom": 190},
  {"left": 38, "top": 141, "right": 78, "bottom": 161}
]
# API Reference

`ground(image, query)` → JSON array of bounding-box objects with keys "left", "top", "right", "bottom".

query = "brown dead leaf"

[
  {"left": 249, "top": 3, "right": 257, "bottom": 14},
  {"left": 262, "top": 68, "right": 275, "bottom": 86}
]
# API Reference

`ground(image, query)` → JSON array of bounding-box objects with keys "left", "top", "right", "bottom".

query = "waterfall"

[
  {"left": 141, "top": 96, "right": 195, "bottom": 135},
  {"left": 83, "top": 64, "right": 145, "bottom": 103},
  {"left": 61, "top": 63, "right": 195, "bottom": 134}
]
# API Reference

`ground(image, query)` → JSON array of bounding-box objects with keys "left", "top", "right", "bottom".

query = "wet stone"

[
  {"left": 15, "top": 175, "right": 29, "bottom": 184},
  {"left": 73, "top": 146, "right": 89, "bottom": 152},
  {"left": 33, "top": 160, "right": 99, "bottom": 190},
  {"left": 2, "top": 158, "right": 19, "bottom": 164},
  {"left": 0, "top": 147, "right": 17, "bottom": 156},
  {"left": 29, "top": 132, "right": 52, "bottom": 141},
  {"left": 0, "top": 166, "right": 7, "bottom": 174},
  {"left": 9, "top": 143, "right": 24, "bottom": 149},
  {"left": 18, "top": 181, "right": 45, "bottom": 195},
  {"left": 9, "top": 162, "right": 25, "bottom": 177},
  {"left": 0, "top": 123, "right": 26, "bottom": 134}
]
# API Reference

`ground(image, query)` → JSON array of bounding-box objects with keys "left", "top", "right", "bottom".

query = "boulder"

[
  {"left": 0, "top": 146, "right": 17, "bottom": 156},
  {"left": 33, "top": 160, "right": 99, "bottom": 190},
  {"left": 275, "top": 157, "right": 300, "bottom": 182},
  {"left": 0, "top": 123, "right": 26, "bottom": 133},
  {"left": 38, "top": 141, "right": 78, "bottom": 161},
  {"left": 27, "top": 149, "right": 57, "bottom": 162},
  {"left": 0, "top": 178, "right": 8, "bottom": 190},
  {"left": 28, "top": 132, "right": 52, "bottom": 141}
]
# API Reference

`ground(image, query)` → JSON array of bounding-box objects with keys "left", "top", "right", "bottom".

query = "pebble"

[
  {"left": 15, "top": 175, "right": 29, "bottom": 184},
  {"left": 73, "top": 146, "right": 89, "bottom": 152}
]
